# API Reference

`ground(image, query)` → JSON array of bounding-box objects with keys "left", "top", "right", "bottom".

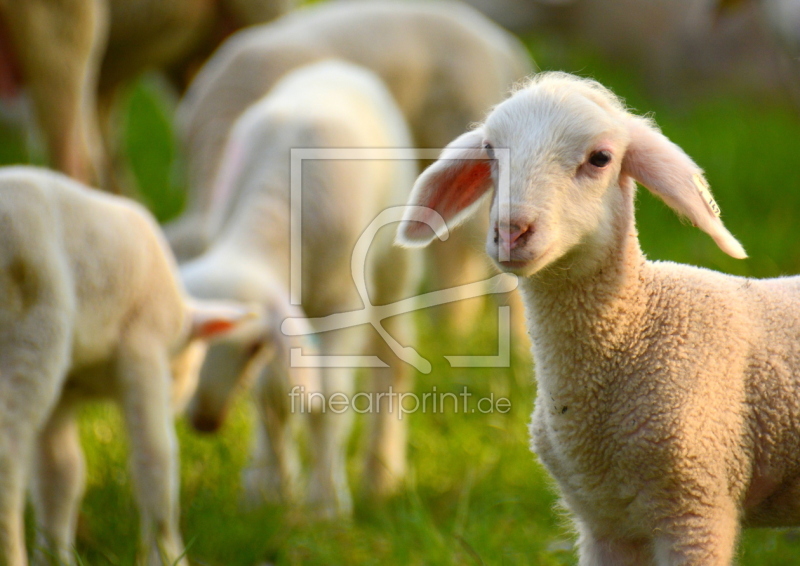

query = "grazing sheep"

[
  {"left": 180, "top": 60, "right": 420, "bottom": 517},
  {"left": 0, "top": 166, "right": 252, "bottom": 566},
  {"left": 396, "top": 72, "right": 800, "bottom": 565},
  {"left": 0, "top": 0, "right": 295, "bottom": 189},
  {"left": 167, "top": 0, "right": 532, "bottom": 334}
]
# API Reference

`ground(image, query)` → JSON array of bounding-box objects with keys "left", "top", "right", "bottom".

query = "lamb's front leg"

[
  {"left": 305, "top": 328, "right": 360, "bottom": 518},
  {"left": 31, "top": 401, "right": 84, "bottom": 566},
  {"left": 0, "top": 298, "right": 72, "bottom": 566},
  {"left": 577, "top": 526, "right": 653, "bottom": 566},
  {"left": 653, "top": 498, "right": 739, "bottom": 566},
  {"left": 0, "top": 421, "right": 35, "bottom": 566},
  {"left": 362, "top": 314, "right": 414, "bottom": 498},
  {"left": 116, "top": 344, "right": 187, "bottom": 566},
  {"left": 242, "top": 364, "right": 300, "bottom": 507}
]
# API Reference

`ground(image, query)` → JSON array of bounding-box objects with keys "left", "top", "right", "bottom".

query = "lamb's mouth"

[
  {"left": 497, "top": 259, "right": 531, "bottom": 270},
  {"left": 494, "top": 244, "right": 555, "bottom": 275}
]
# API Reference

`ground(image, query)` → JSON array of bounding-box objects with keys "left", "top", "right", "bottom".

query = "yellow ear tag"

[{"left": 693, "top": 174, "right": 721, "bottom": 217}]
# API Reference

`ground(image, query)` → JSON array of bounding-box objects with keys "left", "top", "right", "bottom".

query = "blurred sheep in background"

[
  {"left": 180, "top": 60, "right": 420, "bottom": 516},
  {"left": 0, "top": 0, "right": 295, "bottom": 191},
  {"left": 0, "top": 167, "right": 252, "bottom": 566}
]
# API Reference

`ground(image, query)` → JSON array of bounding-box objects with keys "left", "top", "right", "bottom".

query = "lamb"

[
  {"left": 180, "top": 60, "right": 420, "bottom": 517},
  {"left": 397, "top": 72, "right": 800, "bottom": 565},
  {"left": 0, "top": 166, "right": 252, "bottom": 566}
]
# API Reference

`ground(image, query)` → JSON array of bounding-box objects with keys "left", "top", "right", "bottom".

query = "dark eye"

[
  {"left": 588, "top": 150, "right": 612, "bottom": 168},
  {"left": 484, "top": 142, "right": 495, "bottom": 160}
]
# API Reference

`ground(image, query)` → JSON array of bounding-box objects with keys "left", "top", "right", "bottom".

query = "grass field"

[{"left": 5, "top": 21, "right": 800, "bottom": 566}]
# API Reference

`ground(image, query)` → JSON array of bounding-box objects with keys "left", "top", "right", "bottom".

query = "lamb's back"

[{"left": 0, "top": 167, "right": 185, "bottom": 368}]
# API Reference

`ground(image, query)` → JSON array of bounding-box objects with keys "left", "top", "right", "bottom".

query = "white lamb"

[
  {"left": 0, "top": 167, "right": 252, "bottom": 566},
  {"left": 397, "top": 72, "right": 800, "bottom": 565},
  {"left": 180, "top": 60, "right": 420, "bottom": 517}
]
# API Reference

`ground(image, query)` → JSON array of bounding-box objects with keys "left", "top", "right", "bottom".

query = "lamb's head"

[
  {"left": 397, "top": 72, "right": 746, "bottom": 276},
  {"left": 170, "top": 301, "right": 257, "bottom": 414},
  {"left": 180, "top": 257, "right": 320, "bottom": 433}
]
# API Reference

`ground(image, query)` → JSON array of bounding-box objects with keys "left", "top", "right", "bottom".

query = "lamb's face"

[
  {"left": 397, "top": 72, "right": 746, "bottom": 265},
  {"left": 482, "top": 86, "right": 629, "bottom": 277},
  {"left": 180, "top": 258, "right": 276, "bottom": 432},
  {"left": 186, "top": 320, "right": 268, "bottom": 433}
]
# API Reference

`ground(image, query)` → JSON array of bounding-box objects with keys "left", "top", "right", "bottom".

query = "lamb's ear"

[
  {"left": 188, "top": 300, "right": 259, "bottom": 340},
  {"left": 622, "top": 117, "right": 747, "bottom": 259},
  {"left": 396, "top": 129, "right": 493, "bottom": 247}
]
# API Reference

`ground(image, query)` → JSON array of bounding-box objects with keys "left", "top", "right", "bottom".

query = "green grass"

[
  {"left": 69, "top": 317, "right": 558, "bottom": 566},
  {"left": 5, "top": 26, "right": 800, "bottom": 566}
]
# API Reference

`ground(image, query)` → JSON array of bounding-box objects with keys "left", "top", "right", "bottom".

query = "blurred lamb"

[
  {"left": 168, "top": 0, "right": 532, "bottom": 333},
  {"left": 0, "top": 167, "right": 251, "bottom": 566},
  {"left": 0, "top": 0, "right": 295, "bottom": 189},
  {"left": 181, "top": 60, "right": 420, "bottom": 517},
  {"left": 398, "top": 72, "right": 800, "bottom": 564}
]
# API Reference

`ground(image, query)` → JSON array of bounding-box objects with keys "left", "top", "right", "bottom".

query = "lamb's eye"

[
  {"left": 484, "top": 142, "right": 495, "bottom": 160},
  {"left": 589, "top": 150, "right": 612, "bottom": 168}
]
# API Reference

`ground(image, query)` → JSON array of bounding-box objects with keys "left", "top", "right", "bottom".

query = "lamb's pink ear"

[
  {"left": 396, "top": 129, "right": 493, "bottom": 247},
  {"left": 189, "top": 300, "right": 259, "bottom": 340},
  {"left": 623, "top": 117, "right": 747, "bottom": 259}
]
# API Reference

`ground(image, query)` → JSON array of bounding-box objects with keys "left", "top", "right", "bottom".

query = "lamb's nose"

[
  {"left": 191, "top": 412, "right": 221, "bottom": 434},
  {"left": 494, "top": 222, "right": 532, "bottom": 250}
]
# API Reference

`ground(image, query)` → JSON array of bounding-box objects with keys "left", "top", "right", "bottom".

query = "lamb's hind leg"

[
  {"left": 0, "top": 276, "right": 72, "bottom": 564},
  {"left": 305, "top": 327, "right": 362, "bottom": 518},
  {"left": 30, "top": 401, "right": 84, "bottom": 566},
  {"left": 0, "top": 329, "right": 71, "bottom": 565},
  {"left": 0, "top": 394, "right": 45, "bottom": 566},
  {"left": 116, "top": 342, "right": 186, "bottom": 566},
  {"left": 0, "top": 411, "right": 36, "bottom": 566}
]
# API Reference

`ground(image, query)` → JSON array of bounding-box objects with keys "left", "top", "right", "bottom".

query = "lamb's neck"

[{"left": 520, "top": 196, "right": 650, "bottom": 391}]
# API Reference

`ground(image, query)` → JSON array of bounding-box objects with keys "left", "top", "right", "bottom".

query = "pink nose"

[{"left": 494, "top": 222, "right": 531, "bottom": 250}]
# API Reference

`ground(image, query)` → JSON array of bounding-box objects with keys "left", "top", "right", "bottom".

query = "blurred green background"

[{"left": 5, "top": 16, "right": 800, "bottom": 566}]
